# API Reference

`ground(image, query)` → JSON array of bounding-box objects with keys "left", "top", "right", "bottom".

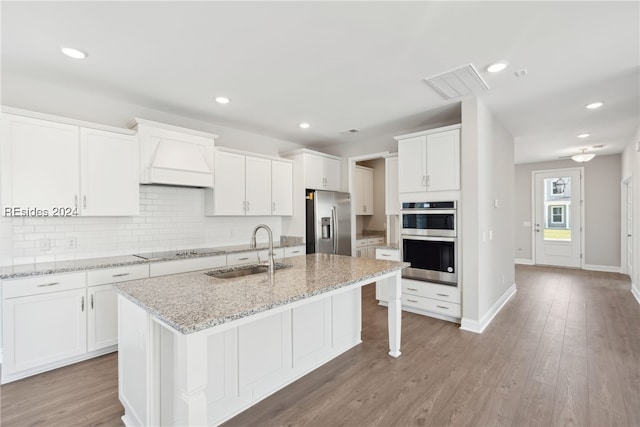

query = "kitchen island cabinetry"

[
  {"left": 116, "top": 254, "right": 406, "bottom": 426},
  {"left": 396, "top": 124, "right": 460, "bottom": 194},
  {"left": 1, "top": 110, "right": 139, "bottom": 216}
]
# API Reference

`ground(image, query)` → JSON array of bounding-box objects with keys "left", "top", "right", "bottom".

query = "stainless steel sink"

[{"left": 205, "top": 263, "right": 292, "bottom": 279}]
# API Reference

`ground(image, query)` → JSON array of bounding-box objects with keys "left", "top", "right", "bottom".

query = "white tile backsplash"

[{"left": 0, "top": 185, "right": 282, "bottom": 266}]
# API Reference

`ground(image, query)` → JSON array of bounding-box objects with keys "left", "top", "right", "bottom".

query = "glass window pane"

[{"left": 544, "top": 177, "right": 572, "bottom": 241}]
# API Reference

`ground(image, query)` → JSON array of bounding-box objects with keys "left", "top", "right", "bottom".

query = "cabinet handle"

[
  {"left": 437, "top": 305, "right": 449, "bottom": 310},
  {"left": 238, "top": 257, "right": 249, "bottom": 261},
  {"left": 246, "top": 201, "right": 250, "bottom": 212},
  {"left": 90, "top": 294, "right": 94, "bottom": 309},
  {"left": 436, "top": 293, "right": 450, "bottom": 297},
  {"left": 422, "top": 176, "right": 426, "bottom": 186},
  {"left": 427, "top": 175, "right": 431, "bottom": 187},
  {"left": 407, "top": 299, "right": 419, "bottom": 303},
  {"left": 363, "top": 205, "right": 366, "bottom": 213},
  {"left": 81, "top": 296, "right": 85, "bottom": 312},
  {"left": 112, "top": 273, "right": 130, "bottom": 278},
  {"left": 83, "top": 195, "right": 87, "bottom": 208},
  {"left": 381, "top": 254, "right": 390, "bottom": 257},
  {"left": 407, "top": 287, "right": 418, "bottom": 291},
  {"left": 291, "top": 250, "right": 300, "bottom": 254},
  {"left": 37, "top": 282, "right": 60, "bottom": 288},
  {"left": 272, "top": 201, "right": 276, "bottom": 212},
  {"left": 74, "top": 195, "right": 78, "bottom": 209}
]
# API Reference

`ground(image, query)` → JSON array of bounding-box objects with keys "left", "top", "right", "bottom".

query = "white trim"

[
  {"left": 0, "top": 348, "right": 3, "bottom": 365},
  {"left": 515, "top": 258, "right": 534, "bottom": 265},
  {"left": 632, "top": 283, "right": 640, "bottom": 305},
  {"left": 279, "top": 147, "right": 342, "bottom": 160},
  {"left": 460, "top": 283, "right": 517, "bottom": 334},
  {"left": 393, "top": 123, "right": 461, "bottom": 141},
  {"left": 583, "top": 264, "right": 621, "bottom": 273}
]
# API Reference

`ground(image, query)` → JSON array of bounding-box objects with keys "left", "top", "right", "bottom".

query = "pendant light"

[{"left": 571, "top": 148, "right": 595, "bottom": 163}]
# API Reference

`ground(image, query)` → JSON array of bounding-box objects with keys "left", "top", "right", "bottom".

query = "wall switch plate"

[
  {"left": 67, "top": 237, "right": 77, "bottom": 248},
  {"left": 523, "top": 221, "right": 531, "bottom": 227},
  {"left": 39, "top": 238, "right": 51, "bottom": 251}
]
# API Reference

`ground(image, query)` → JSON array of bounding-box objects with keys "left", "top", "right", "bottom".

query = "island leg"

[
  {"left": 175, "top": 331, "right": 209, "bottom": 426},
  {"left": 386, "top": 271, "right": 402, "bottom": 358}
]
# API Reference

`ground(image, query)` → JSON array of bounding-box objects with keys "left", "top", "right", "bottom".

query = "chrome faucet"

[{"left": 250, "top": 224, "right": 276, "bottom": 276}]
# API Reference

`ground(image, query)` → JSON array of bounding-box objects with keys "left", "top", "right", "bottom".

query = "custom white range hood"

[{"left": 129, "top": 118, "right": 217, "bottom": 188}]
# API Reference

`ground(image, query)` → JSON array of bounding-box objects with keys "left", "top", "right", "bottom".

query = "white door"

[
  {"left": 398, "top": 136, "right": 426, "bottom": 193},
  {"left": 625, "top": 180, "right": 633, "bottom": 278},
  {"left": 245, "top": 156, "right": 271, "bottom": 216},
  {"left": 534, "top": 169, "right": 582, "bottom": 267},
  {"left": 87, "top": 284, "right": 118, "bottom": 352},
  {"left": 213, "top": 151, "right": 246, "bottom": 215}
]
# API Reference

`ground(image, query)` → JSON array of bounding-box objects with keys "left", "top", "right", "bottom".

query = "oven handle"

[
  {"left": 401, "top": 235, "right": 457, "bottom": 243},
  {"left": 400, "top": 209, "right": 456, "bottom": 215}
]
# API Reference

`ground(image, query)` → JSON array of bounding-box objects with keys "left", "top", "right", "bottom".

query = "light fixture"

[
  {"left": 487, "top": 60, "right": 509, "bottom": 73},
  {"left": 571, "top": 148, "right": 596, "bottom": 163},
  {"left": 585, "top": 101, "right": 604, "bottom": 109},
  {"left": 215, "top": 97, "right": 230, "bottom": 104},
  {"left": 552, "top": 178, "right": 566, "bottom": 194},
  {"left": 299, "top": 122, "right": 310, "bottom": 129},
  {"left": 60, "top": 46, "right": 87, "bottom": 59},
  {"left": 577, "top": 133, "right": 590, "bottom": 138}
]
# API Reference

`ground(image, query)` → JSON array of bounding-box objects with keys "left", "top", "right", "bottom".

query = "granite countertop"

[
  {"left": 375, "top": 243, "right": 400, "bottom": 250},
  {"left": 0, "top": 240, "right": 306, "bottom": 280},
  {"left": 115, "top": 253, "right": 409, "bottom": 334}
]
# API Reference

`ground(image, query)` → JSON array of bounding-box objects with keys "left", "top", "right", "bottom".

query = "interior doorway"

[{"left": 533, "top": 168, "right": 583, "bottom": 268}]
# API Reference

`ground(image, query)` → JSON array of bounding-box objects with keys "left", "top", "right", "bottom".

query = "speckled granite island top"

[{"left": 115, "top": 253, "right": 408, "bottom": 334}]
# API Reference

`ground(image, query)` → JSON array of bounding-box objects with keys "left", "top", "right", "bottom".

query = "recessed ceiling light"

[
  {"left": 487, "top": 60, "right": 509, "bottom": 73},
  {"left": 299, "top": 122, "right": 310, "bottom": 129},
  {"left": 60, "top": 46, "right": 88, "bottom": 59},
  {"left": 585, "top": 101, "right": 604, "bottom": 109},
  {"left": 215, "top": 97, "right": 230, "bottom": 104},
  {"left": 577, "top": 133, "right": 590, "bottom": 138}
]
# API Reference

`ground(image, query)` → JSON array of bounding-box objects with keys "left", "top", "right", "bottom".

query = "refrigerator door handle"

[{"left": 332, "top": 205, "right": 338, "bottom": 254}]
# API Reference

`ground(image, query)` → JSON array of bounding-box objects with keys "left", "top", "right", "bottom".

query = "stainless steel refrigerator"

[{"left": 306, "top": 190, "right": 352, "bottom": 256}]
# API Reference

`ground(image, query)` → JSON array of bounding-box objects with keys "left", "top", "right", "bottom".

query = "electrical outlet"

[
  {"left": 67, "top": 237, "right": 77, "bottom": 248},
  {"left": 39, "top": 238, "right": 51, "bottom": 251}
]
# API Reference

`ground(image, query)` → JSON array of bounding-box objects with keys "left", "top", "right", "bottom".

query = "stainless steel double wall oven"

[{"left": 401, "top": 201, "right": 457, "bottom": 285}]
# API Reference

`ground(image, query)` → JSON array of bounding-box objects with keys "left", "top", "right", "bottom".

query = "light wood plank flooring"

[{"left": 1, "top": 265, "right": 638, "bottom": 426}]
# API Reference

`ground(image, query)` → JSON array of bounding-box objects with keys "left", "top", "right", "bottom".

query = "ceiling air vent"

[
  {"left": 340, "top": 128, "right": 360, "bottom": 134},
  {"left": 423, "top": 64, "right": 489, "bottom": 100}
]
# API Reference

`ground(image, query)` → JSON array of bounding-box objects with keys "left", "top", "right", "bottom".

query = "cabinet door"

[
  {"left": 398, "top": 136, "right": 426, "bottom": 193},
  {"left": 366, "top": 246, "right": 377, "bottom": 259},
  {"left": 1, "top": 114, "right": 80, "bottom": 214},
  {"left": 271, "top": 161, "right": 293, "bottom": 216},
  {"left": 426, "top": 129, "right": 460, "bottom": 191},
  {"left": 212, "top": 151, "right": 246, "bottom": 215},
  {"left": 363, "top": 168, "right": 374, "bottom": 215},
  {"left": 354, "top": 167, "right": 366, "bottom": 215},
  {"left": 87, "top": 284, "right": 118, "bottom": 351},
  {"left": 303, "top": 154, "right": 324, "bottom": 190},
  {"left": 245, "top": 156, "right": 271, "bottom": 216},
  {"left": 2, "top": 288, "right": 87, "bottom": 375},
  {"left": 385, "top": 157, "right": 399, "bottom": 215},
  {"left": 323, "top": 158, "right": 341, "bottom": 191},
  {"left": 80, "top": 128, "right": 139, "bottom": 216}
]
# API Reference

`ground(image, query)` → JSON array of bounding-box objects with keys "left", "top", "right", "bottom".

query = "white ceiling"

[{"left": 2, "top": 1, "right": 638, "bottom": 164}]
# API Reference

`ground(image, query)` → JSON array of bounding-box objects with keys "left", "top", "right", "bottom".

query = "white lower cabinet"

[
  {"left": 283, "top": 245, "right": 305, "bottom": 258},
  {"left": 1, "top": 272, "right": 87, "bottom": 383},
  {"left": 401, "top": 279, "right": 461, "bottom": 320},
  {"left": 87, "top": 283, "right": 118, "bottom": 352}
]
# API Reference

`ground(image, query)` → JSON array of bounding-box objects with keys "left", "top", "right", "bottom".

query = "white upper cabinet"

[
  {"left": 322, "top": 157, "right": 341, "bottom": 191},
  {"left": 245, "top": 156, "right": 272, "bottom": 216},
  {"left": 131, "top": 118, "right": 216, "bottom": 188},
  {"left": 385, "top": 156, "right": 399, "bottom": 215},
  {"left": 205, "top": 148, "right": 292, "bottom": 217},
  {"left": 271, "top": 160, "right": 293, "bottom": 216},
  {"left": 396, "top": 125, "right": 460, "bottom": 194},
  {"left": 302, "top": 152, "right": 341, "bottom": 191},
  {"left": 80, "top": 128, "right": 139, "bottom": 216},
  {"left": 1, "top": 111, "right": 139, "bottom": 216},
  {"left": 354, "top": 166, "right": 374, "bottom": 215}
]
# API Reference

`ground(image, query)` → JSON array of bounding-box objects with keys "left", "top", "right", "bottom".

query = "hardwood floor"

[{"left": 2, "top": 265, "right": 638, "bottom": 426}]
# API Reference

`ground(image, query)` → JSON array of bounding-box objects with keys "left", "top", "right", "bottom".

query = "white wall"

[
  {"left": 514, "top": 155, "right": 622, "bottom": 269},
  {"left": 460, "top": 97, "right": 515, "bottom": 328},
  {"left": 1, "top": 185, "right": 282, "bottom": 267}
]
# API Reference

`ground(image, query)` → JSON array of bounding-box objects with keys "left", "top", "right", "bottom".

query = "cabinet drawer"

[
  {"left": 257, "top": 248, "right": 284, "bottom": 261},
  {"left": 367, "top": 237, "right": 385, "bottom": 245},
  {"left": 87, "top": 264, "right": 149, "bottom": 286},
  {"left": 3, "top": 272, "right": 86, "bottom": 299},
  {"left": 356, "top": 239, "right": 368, "bottom": 248},
  {"left": 149, "top": 255, "right": 226, "bottom": 277},
  {"left": 402, "top": 294, "right": 461, "bottom": 317},
  {"left": 227, "top": 252, "right": 259, "bottom": 266},
  {"left": 375, "top": 248, "right": 401, "bottom": 261},
  {"left": 284, "top": 246, "right": 305, "bottom": 258},
  {"left": 402, "top": 279, "right": 460, "bottom": 303}
]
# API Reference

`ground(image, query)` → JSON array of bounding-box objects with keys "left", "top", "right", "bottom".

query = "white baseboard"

[
  {"left": 583, "top": 264, "right": 621, "bottom": 273},
  {"left": 460, "top": 283, "right": 517, "bottom": 334},
  {"left": 632, "top": 283, "right": 640, "bottom": 305},
  {"left": 515, "top": 258, "right": 534, "bottom": 265}
]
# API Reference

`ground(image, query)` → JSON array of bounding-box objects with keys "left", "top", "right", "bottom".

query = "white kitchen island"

[{"left": 115, "top": 253, "right": 407, "bottom": 426}]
